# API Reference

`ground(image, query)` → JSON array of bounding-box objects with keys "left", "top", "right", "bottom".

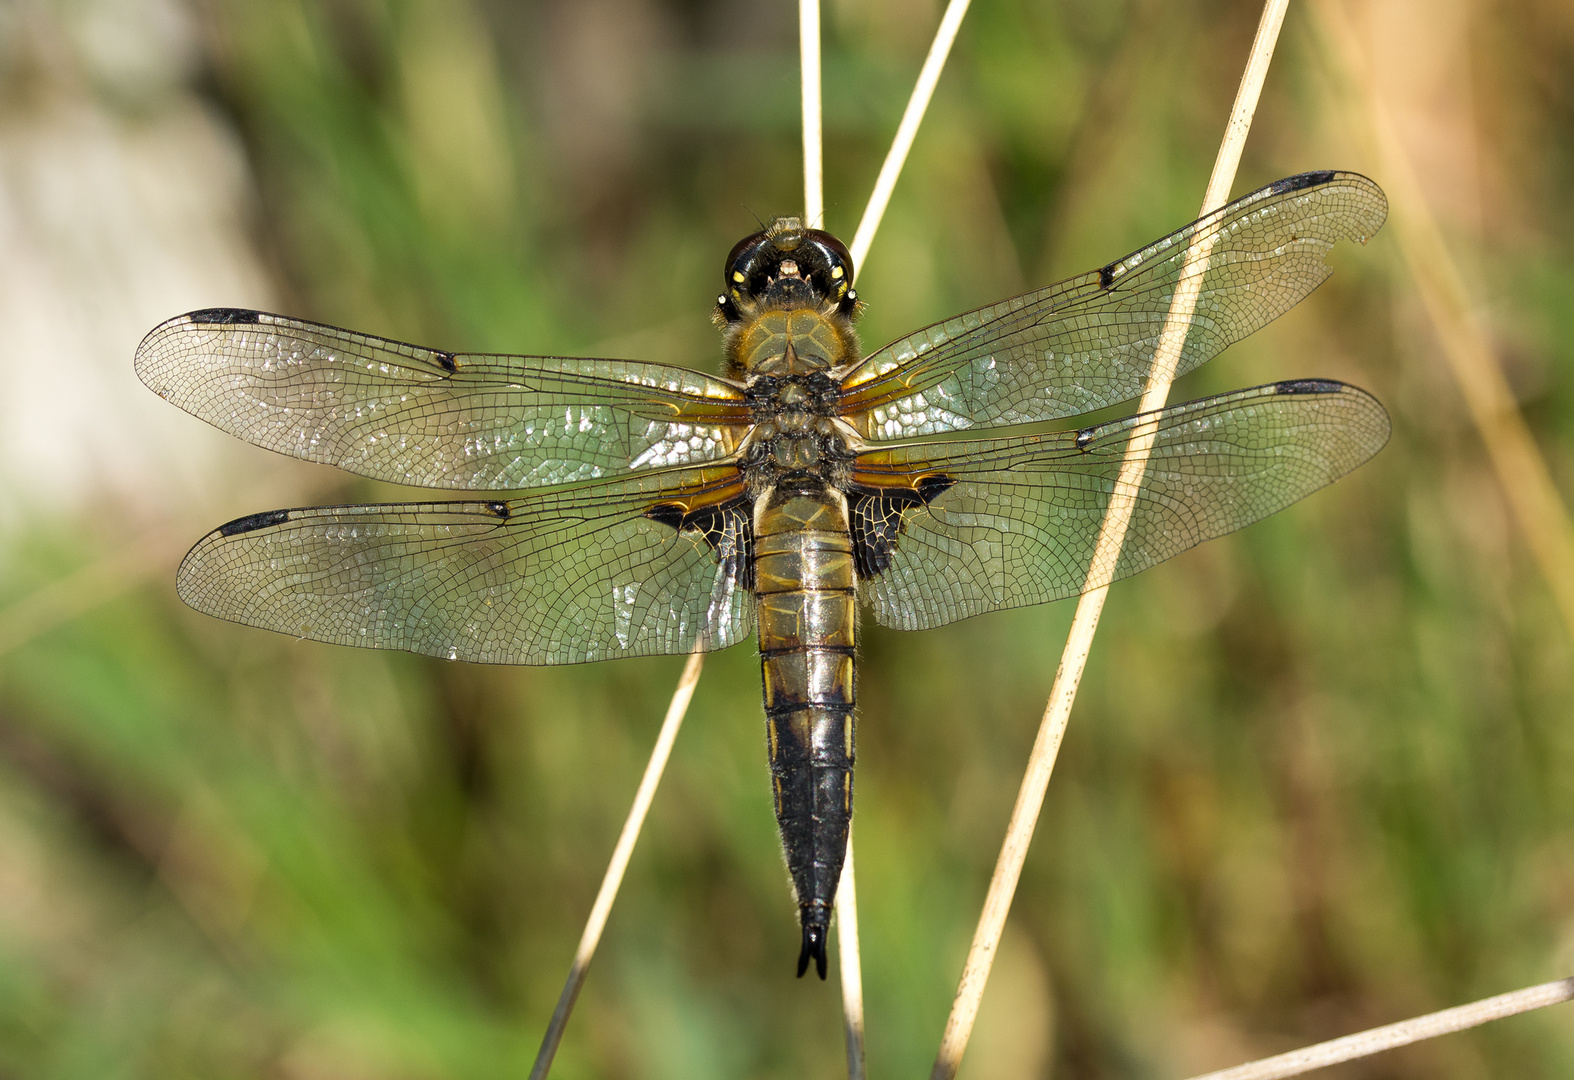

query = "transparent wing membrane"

[
  {"left": 136, "top": 309, "right": 752, "bottom": 490},
  {"left": 852, "top": 380, "right": 1390, "bottom": 631},
  {"left": 144, "top": 173, "right": 1392, "bottom": 665},
  {"left": 176, "top": 466, "right": 753, "bottom": 665},
  {"left": 838, "top": 172, "right": 1388, "bottom": 440}
]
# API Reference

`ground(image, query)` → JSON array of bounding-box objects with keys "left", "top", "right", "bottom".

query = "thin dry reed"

[
  {"left": 848, "top": 0, "right": 974, "bottom": 272},
  {"left": 1182, "top": 977, "right": 1574, "bottom": 1080},
  {"left": 528, "top": 650, "right": 705, "bottom": 1079},
  {"left": 1311, "top": 0, "right": 1574, "bottom": 640},
  {"left": 929, "top": 2, "right": 1291, "bottom": 1076}
]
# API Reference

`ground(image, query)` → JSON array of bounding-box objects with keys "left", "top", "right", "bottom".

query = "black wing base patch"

[
  {"left": 644, "top": 497, "right": 756, "bottom": 590},
  {"left": 847, "top": 475, "right": 955, "bottom": 579}
]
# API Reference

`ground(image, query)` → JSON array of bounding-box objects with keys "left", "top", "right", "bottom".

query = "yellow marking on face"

[
  {"left": 732, "top": 270, "right": 746, "bottom": 283},
  {"left": 831, "top": 265, "right": 844, "bottom": 280}
]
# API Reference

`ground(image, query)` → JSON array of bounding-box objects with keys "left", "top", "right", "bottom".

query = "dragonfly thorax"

[
  {"left": 740, "top": 371, "right": 855, "bottom": 493},
  {"left": 724, "top": 307, "right": 859, "bottom": 379}
]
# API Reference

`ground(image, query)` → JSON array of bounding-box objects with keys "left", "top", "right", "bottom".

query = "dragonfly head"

[{"left": 715, "top": 217, "right": 858, "bottom": 325}]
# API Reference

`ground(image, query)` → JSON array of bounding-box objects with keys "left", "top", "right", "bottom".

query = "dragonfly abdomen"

[{"left": 753, "top": 482, "right": 856, "bottom": 980}]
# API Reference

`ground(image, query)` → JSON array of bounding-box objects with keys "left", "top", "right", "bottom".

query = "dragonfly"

[{"left": 137, "top": 170, "right": 1390, "bottom": 980}]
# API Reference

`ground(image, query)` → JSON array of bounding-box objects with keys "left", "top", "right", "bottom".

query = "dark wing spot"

[
  {"left": 915, "top": 473, "right": 956, "bottom": 502},
  {"left": 685, "top": 500, "right": 755, "bottom": 590},
  {"left": 187, "top": 308, "right": 261, "bottom": 326},
  {"left": 849, "top": 492, "right": 912, "bottom": 578},
  {"left": 644, "top": 499, "right": 754, "bottom": 588},
  {"left": 1098, "top": 263, "right": 1116, "bottom": 289},
  {"left": 1273, "top": 378, "right": 1344, "bottom": 396},
  {"left": 644, "top": 503, "right": 687, "bottom": 530},
  {"left": 434, "top": 350, "right": 459, "bottom": 373},
  {"left": 1268, "top": 170, "right": 1336, "bottom": 196},
  {"left": 1075, "top": 426, "right": 1097, "bottom": 451},
  {"left": 219, "top": 509, "right": 291, "bottom": 536},
  {"left": 848, "top": 476, "right": 954, "bottom": 579},
  {"left": 485, "top": 501, "right": 511, "bottom": 520}
]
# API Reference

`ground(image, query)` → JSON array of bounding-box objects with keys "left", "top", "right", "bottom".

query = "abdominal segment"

[{"left": 753, "top": 484, "right": 857, "bottom": 979}]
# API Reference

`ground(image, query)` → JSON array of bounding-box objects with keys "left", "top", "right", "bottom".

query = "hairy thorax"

[{"left": 731, "top": 306, "right": 863, "bottom": 502}]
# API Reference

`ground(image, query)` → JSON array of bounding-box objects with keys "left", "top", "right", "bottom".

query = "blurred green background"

[{"left": 1, "top": 0, "right": 1572, "bottom": 1076}]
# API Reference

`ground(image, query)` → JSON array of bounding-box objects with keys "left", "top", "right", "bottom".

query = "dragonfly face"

[
  {"left": 716, "top": 216, "right": 858, "bottom": 339},
  {"left": 137, "top": 170, "right": 1392, "bottom": 981}
]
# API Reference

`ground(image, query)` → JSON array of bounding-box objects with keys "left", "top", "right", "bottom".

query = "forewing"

[
  {"left": 136, "top": 309, "right": 752, "bottom": 489},
  {"left": 852, "top": 380, "right": 1389, "bottom": 631},
  {"left": 176, "top": 466, "right": 754, "bottom": 664},
  {"left": 839, "top": 172, "right": 1388, "bottom": 439}
]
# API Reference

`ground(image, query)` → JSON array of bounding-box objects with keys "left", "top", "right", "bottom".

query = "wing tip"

[
  {"left": 1263, "top": 170, "right": 1389, "bottom": 241},
  {"left": 1268, "top": 379, "right": 1392, "bottom": 458},
  {"left": 135, "top": 308, "right": 266, "bottom": 386}
]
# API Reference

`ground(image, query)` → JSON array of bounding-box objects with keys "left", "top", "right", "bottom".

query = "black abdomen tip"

[{"left": 797, "top": 924, "right": 828, "bottom": 980}]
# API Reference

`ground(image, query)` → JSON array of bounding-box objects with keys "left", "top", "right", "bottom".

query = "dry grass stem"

[
  {"left": 1313, "top": 0, "right": 1574, "bottom": 640},
  {"left": 826, "top": 1, "right": 981, "bottom": 1053},
  {"left": 528, "top": 650, "right": 705, "bottom": 1079},
  {"left": 837, "top": 842, "right": 867, "bottom": 1080},
  {"left": 800, "top": 0, "right": 823, "bottom": 228},
  {"left": 535, "top": 7, "right": 865, "bottom": 1070},
  {"left": 847, "top": 0, "right": 972, "bottom": 272},
  {"left": 929, "top": 2, "right": 1291, "bottom": 1077},
  {"left": 802, "top": 3, "right": 869, "bottom": 1059},
  {"left": 1182, "top": 976, "right": 1574, "bottom": 1080}
]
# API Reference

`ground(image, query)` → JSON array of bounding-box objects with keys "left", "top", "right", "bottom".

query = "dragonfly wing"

[
  {"left": 839, "top": 172, "right": 1388, "bottom": 439},
  {"left": 136, "top": 309, "right": 752, "bottom": 490},
  {"left": 849, "top": 380, "right": 1389, "bottom": 631},
  {"left": 177, "top": 466, "right": 754, "bottom": 664}
]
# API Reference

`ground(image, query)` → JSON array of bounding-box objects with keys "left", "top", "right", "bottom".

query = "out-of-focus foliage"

[{"left": 1, "top": 0, "right": 1573, "bottom": 1077}]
